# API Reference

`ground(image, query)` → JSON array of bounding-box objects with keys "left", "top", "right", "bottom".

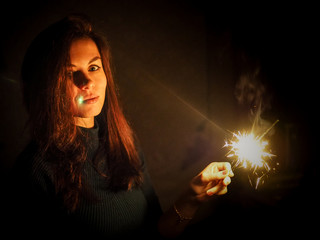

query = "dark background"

[{"left": 0, "top": 0, "right": 317, "bottom": 237}]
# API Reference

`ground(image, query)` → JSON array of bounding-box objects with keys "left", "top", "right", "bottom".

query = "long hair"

[{"left": 21, "top": 14, "right": 142, "bottom": 211}]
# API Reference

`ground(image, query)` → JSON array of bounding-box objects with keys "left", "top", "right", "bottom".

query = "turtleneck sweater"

[{"left": 7, "top": 122, "right": 162, "bottom": 239}]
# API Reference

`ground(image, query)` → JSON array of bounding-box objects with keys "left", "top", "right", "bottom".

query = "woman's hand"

[
  {"left": 190, "top": 162, "right": 234, "bottom": 202},
  {"left": 158, "top": 162, "right": 234, "bottom": 238}
]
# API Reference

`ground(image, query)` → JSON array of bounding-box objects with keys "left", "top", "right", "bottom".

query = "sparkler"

[
  {"left": 224, "top": 119, "right": 279, "bottom": 189},
  {"left": 133, "top": 65, "right": 280, "bottom": 189}
]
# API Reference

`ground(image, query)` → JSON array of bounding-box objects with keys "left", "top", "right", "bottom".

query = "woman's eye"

[{"left": 89, "top": 65, "right": 100, "bottom": 72}]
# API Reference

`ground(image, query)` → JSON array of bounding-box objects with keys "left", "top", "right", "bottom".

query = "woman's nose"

[
  {"left": 73, "top": 71, "right": 94, "bottom": 89},
  {"left": 81, "top": 79, "right": 94, "bottom": 90}
]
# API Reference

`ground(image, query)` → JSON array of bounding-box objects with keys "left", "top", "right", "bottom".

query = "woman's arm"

[{"left": 157, "top": 162, "right": 234, "bottom": 238}]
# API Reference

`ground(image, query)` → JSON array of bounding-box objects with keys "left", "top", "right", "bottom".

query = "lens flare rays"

[{"left": 224, "top": 120, "right": 279, "bottom": 189}]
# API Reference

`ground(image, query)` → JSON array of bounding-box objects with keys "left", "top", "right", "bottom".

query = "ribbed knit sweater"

[{"left": 8, "top": 123, "right": 162, "bottom": 239}]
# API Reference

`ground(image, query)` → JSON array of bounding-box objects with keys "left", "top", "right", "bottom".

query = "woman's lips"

[{"left": 83, "top": 96, "right": 99, "bottom": 104}]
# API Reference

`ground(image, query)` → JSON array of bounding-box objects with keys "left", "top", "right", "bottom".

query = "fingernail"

[
  {"left": 207, "top": 190, "right": 214, "bottom": 196},
  {"left": 224, "top": 177, "right": 231, "bottom": 185}
]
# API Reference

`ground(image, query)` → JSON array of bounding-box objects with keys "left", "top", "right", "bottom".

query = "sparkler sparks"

[
  {"left": 132, "top": 65, "right": 280, "bottom": 189},
  {"left": 224, "top": 120, "right": 279, "bottom": 189},
  {"left": 224, "top": 131, "right": 273, "bottom": 171}
]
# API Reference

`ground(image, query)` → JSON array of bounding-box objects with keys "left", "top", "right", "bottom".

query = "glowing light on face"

[{"left": 77, "top": 95, "right": 84, "bottom": 105}]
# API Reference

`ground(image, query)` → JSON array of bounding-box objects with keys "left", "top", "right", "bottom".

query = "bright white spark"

[
  {"left": 224, "top": 131, "right": 274, "bottom": 173},
  {"left": 224, "top": 120, "right": 279, "bottom": 189}
]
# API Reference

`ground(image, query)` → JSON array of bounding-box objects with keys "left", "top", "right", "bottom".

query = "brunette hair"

[{"left": 21, "top": 14, "right": 142, "bottom": 211}]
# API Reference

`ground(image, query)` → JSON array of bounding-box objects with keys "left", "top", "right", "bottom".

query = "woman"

[{"left": 11, "top": 14, "right": 234, "bottom": 238}]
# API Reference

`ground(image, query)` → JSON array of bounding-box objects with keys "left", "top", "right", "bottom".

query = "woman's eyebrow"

[
  {"left": 69, "top": 56, "right": 101, "bottom": 68},
  {"left": 88, "top": 56, "right": 101, "bottom": 64}
]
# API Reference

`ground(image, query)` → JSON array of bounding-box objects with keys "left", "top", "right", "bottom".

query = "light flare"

[
  {"left": 224, "top": 120, "right": 279, "bottom": 189},
  {"left": 224, "top": 131, "right": 274, "bottom": 171},
  {"left": 77, "top": 95, "right": 84, "bottom": 105}
]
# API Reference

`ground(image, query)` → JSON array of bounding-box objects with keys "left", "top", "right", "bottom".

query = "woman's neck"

[{"left": 74, "top": 116, "right": 94, "bottom": 128}]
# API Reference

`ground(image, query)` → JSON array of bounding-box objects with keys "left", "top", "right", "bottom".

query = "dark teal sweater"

[{"left": 8, "top": 123, "right": 162, "bottom": 239}]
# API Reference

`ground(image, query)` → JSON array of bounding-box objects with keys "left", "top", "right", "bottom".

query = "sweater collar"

[{"left": 78, "top": 119, "right": 99, "bottom": 160}]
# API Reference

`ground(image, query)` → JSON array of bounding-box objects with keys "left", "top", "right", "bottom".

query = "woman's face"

[{"left": 68, "top": 38, "right": 107, "bottom": 127}]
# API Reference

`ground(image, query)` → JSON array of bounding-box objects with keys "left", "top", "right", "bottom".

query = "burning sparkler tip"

[{"left": 224, "top": 120, "right": 278, "bottom": 189}]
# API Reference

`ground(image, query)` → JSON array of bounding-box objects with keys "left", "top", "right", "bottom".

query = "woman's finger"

[
  {"left": 201, "top": 163, "right": 234, "bottom": 183},
  {"left": 206, "top": 183, "right": 228, "bottom": 196},
  {"left": 222, "top": 176, "right": 231, "bottom": 186},
  {"left": 205, "top": 176, "right": 231, "bottom": 196},
  {"left": 208, "top": 162, "right": 232, "bottom": 172},
  {"left": 218, "top": 162, "right": 234, "bottom": 177},
  {"left": 201, "top": 169, "right": 229, "bottom": 182},
  {"left": 207, "top": 162, "right": 234, "bottom": 176}
]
